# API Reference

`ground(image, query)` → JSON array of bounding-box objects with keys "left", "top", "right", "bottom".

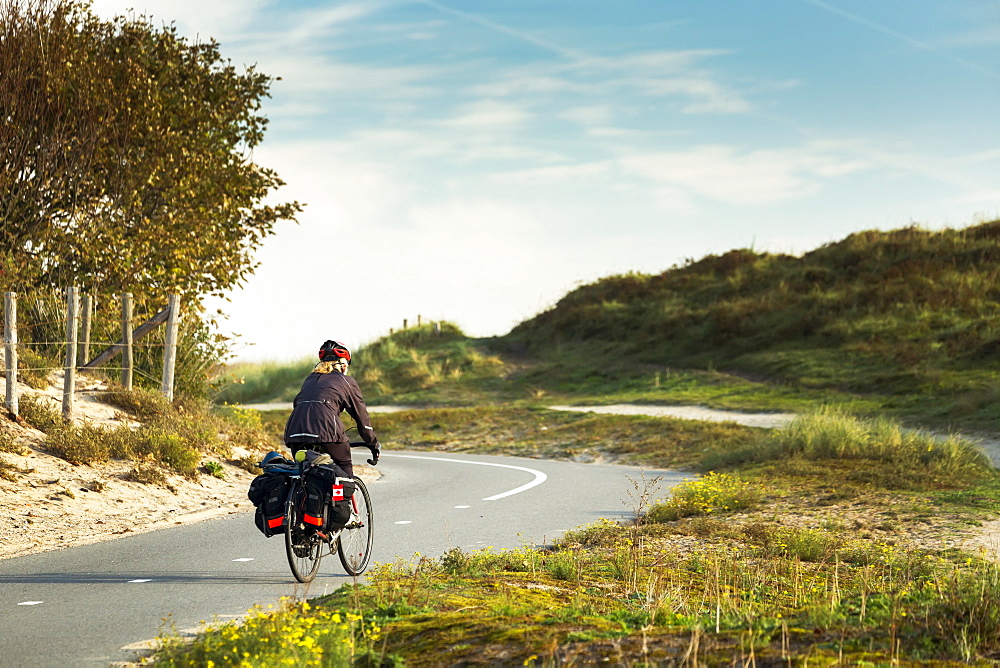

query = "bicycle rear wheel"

[
  {"left": 338, "top": 477, "right": 373, "bottom": 576},
  {"left": 285, "top": 483, "right": 323, "bottom": 583}
]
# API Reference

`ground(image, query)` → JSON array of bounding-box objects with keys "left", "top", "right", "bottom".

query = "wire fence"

[{"left": 3, "top": 289, "right": 181, "bottom": 420}]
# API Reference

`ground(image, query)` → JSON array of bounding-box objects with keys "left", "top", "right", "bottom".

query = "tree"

[{"left": 0, "top": 0, "right": 301, "bottom": 302}]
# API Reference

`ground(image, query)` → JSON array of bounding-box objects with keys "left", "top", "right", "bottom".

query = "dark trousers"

[{"left": 289, "top": 441, "right": 353, "bottom": 478}]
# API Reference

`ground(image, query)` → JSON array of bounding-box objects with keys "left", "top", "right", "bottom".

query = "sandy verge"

[{"left": 0, "top": 373, "right": 262, "bottom": 560}]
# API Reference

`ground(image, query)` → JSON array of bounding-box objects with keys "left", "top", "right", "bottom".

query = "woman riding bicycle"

[{"left": 283, "top": 340, "right": 381, "bottom": 477}]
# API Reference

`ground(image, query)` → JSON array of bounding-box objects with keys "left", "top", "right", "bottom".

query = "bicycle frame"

[{"left": 281, "top": 442, "right": 375, "bottom": 582}]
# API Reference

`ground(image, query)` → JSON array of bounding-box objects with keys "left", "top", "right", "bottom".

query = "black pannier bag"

[
  {"left": 304, "top": 457, "right": 356, "bottom": 531},
  {"left": 301, "top": 478, "right": 327, "bottom": 530},
  {"left": 248, "top": 473, "right": 291, "bottom": 537},
  {"left": 247, "top": 452, "right": 296, "bottom": 537}
]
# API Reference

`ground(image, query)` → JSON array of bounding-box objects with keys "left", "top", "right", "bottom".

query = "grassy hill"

[
  {"left": 216, "top": 219, "right": 1000, "bottom": 428},
  {"left": 496, "top": 219, "right": 1000, "bottom": 427}
]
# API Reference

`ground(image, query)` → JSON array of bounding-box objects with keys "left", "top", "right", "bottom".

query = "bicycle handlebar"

[{"left": 349, "top": 441, "right": 379, "bottom": 466}]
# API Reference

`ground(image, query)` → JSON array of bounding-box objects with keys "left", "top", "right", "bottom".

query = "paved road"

[{"left": 0, "top": 451, "right": 685, "bottom": 667}]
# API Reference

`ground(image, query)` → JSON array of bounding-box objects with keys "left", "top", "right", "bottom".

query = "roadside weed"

[
  {"left": 648, "top": 472, "right": 763, "bottom": 521},
  {"left": 154, "top": 599, "right": 381, "bottom": 667},
  {"left": 202, "top": 460, "right": 225, "bottom": 479}
]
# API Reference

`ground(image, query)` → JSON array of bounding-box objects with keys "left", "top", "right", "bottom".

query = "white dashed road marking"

[
  {"left": 18, "top": 601, "right": 43, "bottom": 606},
  {"left": 454, "top": 505, "right": 470, "bottom": 509},
  {"left": 232, "top": 558, "right": 254, "bottom": 562},
  {"left": 395, "top": 521, "right": 412, "bottom": 525},
  {"left": 128, "top": 579, "right": 152, "bottom": 583}
]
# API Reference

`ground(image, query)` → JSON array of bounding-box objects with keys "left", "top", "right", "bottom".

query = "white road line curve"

[{"left": 382, "top": 454, "right": 548, "bottom": 501}]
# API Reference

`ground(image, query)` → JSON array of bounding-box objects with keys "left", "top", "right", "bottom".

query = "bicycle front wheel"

[
  {"left": 338, "top": 477, "right": 373, "bottom": 576},
  {"left": 285, "top": 483, "right": 322, "bottom": 583}
]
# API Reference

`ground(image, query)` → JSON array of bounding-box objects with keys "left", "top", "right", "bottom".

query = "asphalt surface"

[{"left": 0, "top": 451, "right": 686, "bottom": 667}]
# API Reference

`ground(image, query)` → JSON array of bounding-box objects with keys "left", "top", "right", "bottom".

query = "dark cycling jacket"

[{"left": 283, "top": 371, "right": 379, "bottom": 449}]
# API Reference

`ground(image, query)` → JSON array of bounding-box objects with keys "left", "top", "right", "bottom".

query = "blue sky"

[{"left": 90, "top": 0, "right": 1000, "bottom": 362}]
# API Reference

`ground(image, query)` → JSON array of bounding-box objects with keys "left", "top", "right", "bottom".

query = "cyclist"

[{"left": 283, "top": 340, "right": 381, "bottom": 477}]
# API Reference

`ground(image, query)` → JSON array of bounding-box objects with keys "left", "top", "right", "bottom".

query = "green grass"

[
  {"left": 351, "top": 322, "right": 512, "bottom": 405},
  {"left": 213, "top": 356, "right": 316, "bottom": 404},
  {"left": 703, "top": 406, "right": 994, "bottom": 485}
]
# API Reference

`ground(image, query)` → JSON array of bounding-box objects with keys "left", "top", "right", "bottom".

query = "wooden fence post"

[
  {"left": 403, "top": 318, "right": 408, "bottom": 330},
  {"left": 417, "top": 314, "right": 422, "bottom": 327},
  {"left": 78, "top": 294, "right": 92, "bottom": 368},
  {"left": 4, "top": 293, "right": 17, "bottom": 418},
  {"left": 161, "top": 293, "right": 180, "bottom": 401},
  {"left": 63, "top": 286, "right": 79, "bottom": 420},
  {"left": 121, "top": 293, "right": 133, "bottom": 390}
]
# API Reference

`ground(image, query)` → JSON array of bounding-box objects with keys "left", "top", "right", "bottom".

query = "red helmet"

[{"left": 318, "top": 340, "right": 351, "bottom": 363}]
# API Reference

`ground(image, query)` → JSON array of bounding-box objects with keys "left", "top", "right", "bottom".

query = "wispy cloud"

[
  {"left": 418, "top": 2, "right": 754, "bottom": 115},
  {"left": 490, "top": 161, "right": 612, "bottom": 184},
  {"left": 280, "top": 2, "right": 379, "bottom": 44},
  {"left": 620, "top": 144, "right": 870, "bottom": 205},
  {"left": 443, "top": 100, "right": 533, "bottom": 129},
  {"left": 804, "top": 0, "right": 999, "bottom": 79},
  {"left": 558, "top": 105, "right": 616, "bottom": 127},
  {"left": 927, "top": 24, "right": 1000, "bottom": 49},
  {"left": 416, "top": 0, "right": 593, "bottom": 63}
]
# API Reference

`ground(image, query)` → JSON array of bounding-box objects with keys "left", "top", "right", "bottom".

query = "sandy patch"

[{"left": 548, "top": 404, "right": 797, "bottom": 429}]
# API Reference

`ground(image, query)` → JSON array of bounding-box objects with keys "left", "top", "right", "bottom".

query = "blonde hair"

[{"left": 313, "top": 360, "right": 348, "bottom": 374}]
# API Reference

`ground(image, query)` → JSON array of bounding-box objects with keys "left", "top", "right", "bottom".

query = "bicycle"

[{"left": 283, "top": 442, "right": 376, "bottom": 583}]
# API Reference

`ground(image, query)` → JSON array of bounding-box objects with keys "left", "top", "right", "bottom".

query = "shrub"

[
  {"left": 232, "top": 454, "right": 263, "bottom": 474},
  {"left": 133, "top": 427, "right": 200, "bottom": 478},
  {"left": 742, "top": 522, "right": 843, "bottom": 562},
  {"left": 128, "top": 464, "right": 167, "bottom": 485},
  {"left": 16, "top": 347, "right": 56, "bottom": 390},
  {"left": 438, "top": 546, "right": 542, "bottom": 577},
  {"left": 0, "top": 428, "right": 27, "bottom": 455},
  {"left": 709, "top": 407, "right": 993, "bottom": 483},
  {"left": 210, "top": 403, "right": 267, "bottom": 453},
  {"left": 18, "top": 394, "right": 63, "bottom": 433},
  {"left": 154, "top": 599, "right": 380, "bottom": 666},
  {"left": 647, "top": 472, "right": 763, "bottom": 522},
  {"left": 100, "top": 385, "right": 171, "bottom": 420},
  {"left": 45, "top": 422, "right": 113, "bottom": 464},
  {"left": 546, "top": 548, "right": 584, "bottom": 582}
]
